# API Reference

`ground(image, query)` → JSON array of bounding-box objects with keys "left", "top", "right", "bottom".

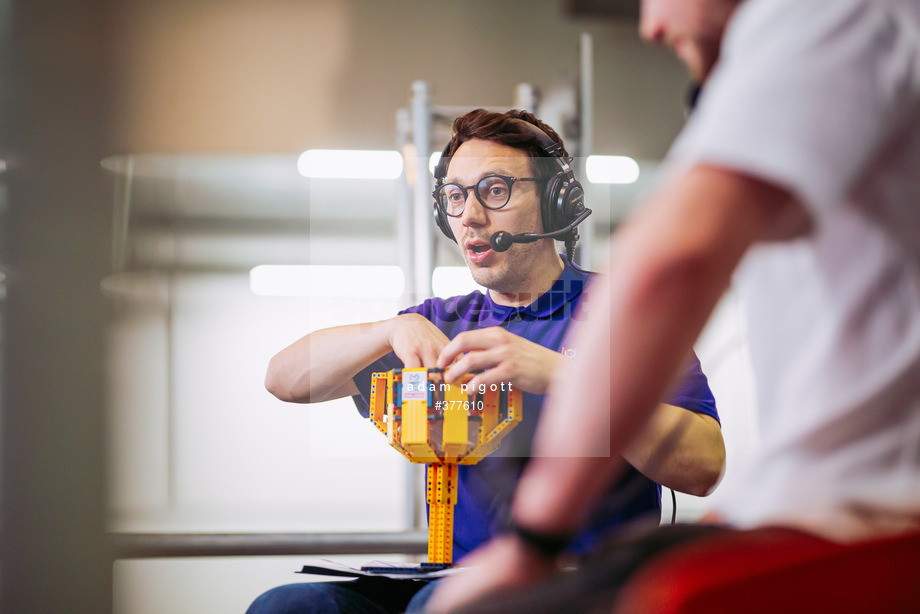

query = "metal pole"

[
  {"left": 409, "top": 82, "right": 437, "bottom": 531},
  {"left": 578, "top": 32, "right": 595, "bottom": 268},
  {"left": 395, "top": 107, "right": 415, "bottom": 305},
  {"left": 110, "top": 155, "right": 134, "bottom": 273},
  {"left": 410, "top": 81, "right": 434, "bottom": 300}
]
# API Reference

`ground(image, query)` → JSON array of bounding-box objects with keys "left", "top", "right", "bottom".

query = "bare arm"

[
  {"left": 428, "top": 164, "right": 809, "bottom": 611},
  {"left": 623, "top": 404, "right": 724, "bottom": 496},
  {"left": 265, "top": 313, "right": 450, "bottom": 404}
]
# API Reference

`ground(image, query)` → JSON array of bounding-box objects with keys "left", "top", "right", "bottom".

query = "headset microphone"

[{"left": 489, "top": 207, "right": 592, "bottom": 253}]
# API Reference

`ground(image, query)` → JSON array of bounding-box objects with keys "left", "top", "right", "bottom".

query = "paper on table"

[{"left": 298, "top": 559, "right": 467, "bottom": 580}]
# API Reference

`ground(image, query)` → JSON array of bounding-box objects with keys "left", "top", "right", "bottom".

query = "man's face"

[
  {"left": 639, "top": 0, "right": 738, "bottom": 82},
  {"left": 444, "top": 138, "right": 549, "bottom": 294}
]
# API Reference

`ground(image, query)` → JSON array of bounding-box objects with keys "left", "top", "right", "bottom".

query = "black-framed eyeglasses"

[{"left": 434, "top": 174, "right": 537, "bottom": 217}]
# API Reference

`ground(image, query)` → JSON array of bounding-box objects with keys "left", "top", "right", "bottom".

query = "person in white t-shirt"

[{"left": 428, "top": 0, "right": 920, "bottom": 611}]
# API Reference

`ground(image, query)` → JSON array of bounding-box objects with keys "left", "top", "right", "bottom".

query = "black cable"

[
  {"left": 670, "top": 488, "right": 677, "bottom": 525},
  {"left": 564, "top": 236, "right": 598, "bottom": 276},
  {"left": 564, "top": 235, "right": 577, "bottom": 266}
]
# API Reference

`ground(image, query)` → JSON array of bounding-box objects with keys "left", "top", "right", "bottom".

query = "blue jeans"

[{"left": 246, "top": 577, "right": 438, "bottom": 614}]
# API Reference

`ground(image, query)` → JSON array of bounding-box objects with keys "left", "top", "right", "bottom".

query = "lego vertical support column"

[
  {"left": 368, "top": 368, "right": 521, "bottom": 566},
  {"left": 426, "top": 462, "right": 458, "bottom": 564}
]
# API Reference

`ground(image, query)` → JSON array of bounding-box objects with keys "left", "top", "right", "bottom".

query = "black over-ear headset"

[{"left": 432, "top": 119, "right": 591, "bottom": 251}]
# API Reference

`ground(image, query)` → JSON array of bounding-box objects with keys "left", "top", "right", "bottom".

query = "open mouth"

[{"left": 465, "top": 241, "right": 493, "bottom": 263}]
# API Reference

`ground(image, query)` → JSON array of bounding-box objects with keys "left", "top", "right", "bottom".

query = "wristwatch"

[{"left": 507, "top": 520, "right": 572, "bottom": 559}]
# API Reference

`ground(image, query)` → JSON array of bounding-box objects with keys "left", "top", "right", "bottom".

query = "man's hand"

[
  {"left": 436, "top": 327, "right": 563, "bottom": 394},
  {"left": 425, "top": 535, "right": 557, "bottom": 613},
  {"left": 385, "top": 313, "right": 451, "bottom": 368}
]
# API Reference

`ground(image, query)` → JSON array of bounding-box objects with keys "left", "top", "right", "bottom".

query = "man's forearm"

[{"left": 265, "top": 320, "right": 391, "bottom": 404}]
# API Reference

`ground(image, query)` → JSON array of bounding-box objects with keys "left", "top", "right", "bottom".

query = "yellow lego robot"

[{"left": 368, "top": 367, "right": 522, "bottom": 566}]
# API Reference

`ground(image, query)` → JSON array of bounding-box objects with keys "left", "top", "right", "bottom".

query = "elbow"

[
  {"left": 264, "top": 361, "right": 288, "bottom": 401},
  {"left": 634, "top": 410, "right": 727, "bottom": 497},
  {"left": 685, "top": 438, "right": 726, "bottom": 497},
  {"left": 685, "top": 464, "right": 724, "bottom": 498},
  {"left": 265, "top": 355, "right": 308, "bottom": 403}
]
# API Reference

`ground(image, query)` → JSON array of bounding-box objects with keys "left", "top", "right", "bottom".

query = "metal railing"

[{"left": 112, "top": 531, "right": 428, "bottom": 559}]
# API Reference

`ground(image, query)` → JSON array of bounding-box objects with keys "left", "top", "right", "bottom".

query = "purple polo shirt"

[{"left": 353, "top": 259, "right": 718, "bottom": 558}]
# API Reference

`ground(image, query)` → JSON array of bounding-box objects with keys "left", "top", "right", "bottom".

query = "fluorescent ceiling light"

[
  {"left": 586, "top": 155, "right": 640, "bottom": 184},
  {"left": 297, "top": 150, "right": 403, "bottom": 180},
  {"left": 250, "top": 265, "right": 405, "bottom": 297},
  {"left": 432, "top": 266, "right": 485, "bottom": 297}
]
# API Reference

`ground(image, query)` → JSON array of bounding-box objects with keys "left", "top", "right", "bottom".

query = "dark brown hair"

[{"left": 440, "top": 108, "right": 570, "bottom": 187}]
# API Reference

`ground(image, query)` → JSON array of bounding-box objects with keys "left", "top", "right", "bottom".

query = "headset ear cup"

[
  {"left": 565, "top": 179, "right": 586, "bottom": 221},
  {"left": 562, "top": 179, "right": 586, "bottom": 242},
  {"left": 433, "top": 142, "right": 457, "bottom": 243},
  {"left": 541, "top": 175, "right": 563, "bottom": 234},
  {"left": 433, "top": 201, "right": 456, "bottom": 242},
  {"left": 542, "top": 174, "right": 586, "bottom": 237}
]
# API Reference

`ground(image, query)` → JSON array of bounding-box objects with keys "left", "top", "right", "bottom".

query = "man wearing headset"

[{"left": 247, "top": 108, "right": 725, "bottom": 614}]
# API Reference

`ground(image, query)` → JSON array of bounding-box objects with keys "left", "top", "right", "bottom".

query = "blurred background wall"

[{"left": 108, "top": 0, "right": 686, "bottom": 156}]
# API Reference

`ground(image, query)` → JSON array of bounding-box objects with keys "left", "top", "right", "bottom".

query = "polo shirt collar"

[{"left": 479, "top": 259, "right": 587, "bottom": 326}]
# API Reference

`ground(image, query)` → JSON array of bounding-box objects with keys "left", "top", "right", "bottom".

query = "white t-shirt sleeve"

[{"left": 670, "top": 0, "right": 920, "bottom": 216}]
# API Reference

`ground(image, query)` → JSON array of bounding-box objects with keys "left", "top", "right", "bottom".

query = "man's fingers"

[
  {"left": 437, "top": 337, "right": 469, "bottom": 369},
  {"left": 469, "top": 363, "right": 515, "bottom": 390},
  {"left": 399, "top": 341, "right": 446, "bottom": 370},
  {"left": 420, "top": 344, "right": 442, "bottom": 369},
  {"left": 444, "top": 348, "right": 502, "bottom": 383},
  {"left": 438, "top": 328, "right": 504, "bottom": 368}
]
